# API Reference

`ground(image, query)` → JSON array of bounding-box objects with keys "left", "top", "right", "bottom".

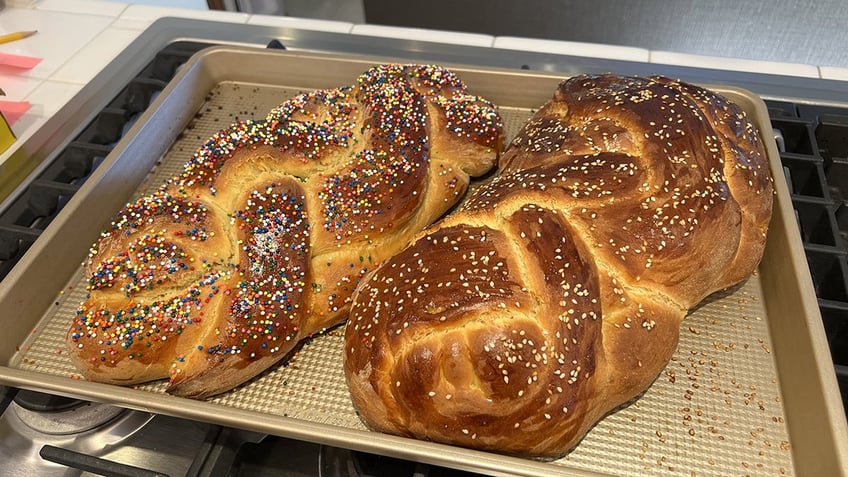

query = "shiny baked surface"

[
  {"left": 66, "top": 64, "right": 504, "bottom": 399},
  {"left": 344, "top": 74, "right": 774, "bottom": 458}
]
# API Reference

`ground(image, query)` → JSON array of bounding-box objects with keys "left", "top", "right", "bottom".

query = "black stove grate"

[
  {"left": 767, "top": 100, "right": 848, "bottom": 409},
  {"left": 0, "top": 39, "right": 846, "bottom": 438},
  {"left": 0, "top": 41, "right": 214, "bottom": 279}
]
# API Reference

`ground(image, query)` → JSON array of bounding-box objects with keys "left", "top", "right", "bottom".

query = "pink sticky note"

[
  {"left": 0, "top": 100, "right": 30, "bottom": 125},
  {"left": 0, "top": 53, "right": 42, "bottom": 69}
]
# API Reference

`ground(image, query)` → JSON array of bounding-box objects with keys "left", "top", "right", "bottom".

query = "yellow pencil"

[{"left": 0, "top": 30, "right": 37, "bottom": 45}]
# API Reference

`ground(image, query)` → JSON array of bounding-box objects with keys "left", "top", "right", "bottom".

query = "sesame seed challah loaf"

[
  {"left": 343, "top": 74, "right": 773, "bottom": 458},
  {"left": 67, "top": 64, "right": 504, "bottom": 399}
]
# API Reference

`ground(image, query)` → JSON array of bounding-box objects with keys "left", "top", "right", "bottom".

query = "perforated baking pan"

[{"left": 0, "top": 46, "right": 845, "bottom": 477}]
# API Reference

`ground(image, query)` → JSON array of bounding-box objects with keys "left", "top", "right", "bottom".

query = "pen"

[{"left": 0, "top": 30, "right": 38, "bottom": 45}]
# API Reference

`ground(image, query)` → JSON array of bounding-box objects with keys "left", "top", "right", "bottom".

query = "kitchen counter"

[{"left": 2, "top": 0, "right": 848, "bottom": 169}]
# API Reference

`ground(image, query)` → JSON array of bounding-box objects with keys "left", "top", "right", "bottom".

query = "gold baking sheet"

[{"left": 0, "top": 46, "right": 845, "bottom": 477}]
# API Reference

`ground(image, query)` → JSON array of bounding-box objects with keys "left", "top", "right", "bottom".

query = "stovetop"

[
  {"left": 0, "top": 18, "right": 847, "bottom": 476},
  {"left": 1, "top": 386, "right": 482, "bottom": 476},
  {"left": 0, "top": 388, "right": 212, "bottom": 476}
]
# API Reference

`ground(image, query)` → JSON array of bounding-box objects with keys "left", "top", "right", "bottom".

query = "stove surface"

[
  {"left": 0, "top": 395, "right": 484, "bottom": 476},
  {"left": 0, "top": 400, "right": 212, "bottom": 476}
]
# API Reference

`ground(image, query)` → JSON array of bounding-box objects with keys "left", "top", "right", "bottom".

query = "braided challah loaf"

[
  {"left": 67, "top": 64, "right": 504, "bottom": 399},
  {"left": 343, "top": 74, "right": 773, "bottom": 457}
]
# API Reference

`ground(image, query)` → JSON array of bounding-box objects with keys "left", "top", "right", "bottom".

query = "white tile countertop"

[{"left": 1, "top": 0, "right": 848, "bottom": 167}]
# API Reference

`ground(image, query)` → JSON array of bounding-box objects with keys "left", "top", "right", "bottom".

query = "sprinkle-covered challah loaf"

[{"left": 68, "top": 64, "right": 504, "bottom": 399}]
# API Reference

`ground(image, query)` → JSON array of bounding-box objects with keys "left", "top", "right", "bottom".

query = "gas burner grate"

[
  {"left": 0, "top": 41, "right": 216, "bottom": 281},
  {"left": 767, "top": 99, "right": 848, "bottom": 411}
]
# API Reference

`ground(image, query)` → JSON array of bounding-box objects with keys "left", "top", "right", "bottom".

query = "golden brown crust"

[
  {"left": 343, "top": 74, "right": 773, "bottom": 458},
  {"left": 67, "top": 64, "right": 504, "bottom": 398}
]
